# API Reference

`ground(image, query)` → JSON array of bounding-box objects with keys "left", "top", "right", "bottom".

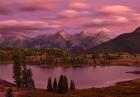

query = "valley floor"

[{"left": 0, "top": 79, "right": 140, "bottom": 97}]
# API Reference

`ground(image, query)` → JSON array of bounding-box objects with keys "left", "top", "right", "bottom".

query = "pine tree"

[
  {"left": 70, "top": 80, "right": 75, "bottom": 91},
  {"left": 22, "top": 65, "right": 35, "bottom": 89},
  {"left": 63, "top": 76, "right": 68, "bottom": 92},
  {"left": 53, "top": 78, "right": 57, "bottom": 91},
  {"left": 58, "top": 75, "right": 68, "bottom": 93},
  {"left": 72, "top": 80, "right": 75, "bottom": 90},
  {"left": 22, "top": 65, "right": 28, "bottom": 88},
  {"left": 27, "top": 69, "right": 35, "bottom": 88},
  {"left": 12, "top": 53, "right": 22, "bottom": 88},
  {"left": 47, "top": 77, "right": 53, "bottom": 91},
  {"left": 70, "top": 80, "right": 73, "bottom": 90},
  {"left": 5, "top": 87, "right": 13, "bottom": 97},
  {"left": 58, "top": 75, "right": 64, "bottom": 93},
  {"left": 13, "top": 51, "right": 35, "bottom": 89}
]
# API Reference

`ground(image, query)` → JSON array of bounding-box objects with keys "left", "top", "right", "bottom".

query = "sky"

[{"left": 0, "top": 0, "right": 140, "bottom": 37}]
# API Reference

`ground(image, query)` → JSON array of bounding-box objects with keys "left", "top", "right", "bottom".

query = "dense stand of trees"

[
  {"left": 0, "top": 47, "right": 90, "bottom": 65},
  {"left": 22, "top": 65, "right": 35, "bottom": 88},
  {"left": 0, "top": 47, "right": 136, "bottom": 66},
  {"left": 58, "top": 75, "right": 68, "bottom": 93},
  {"left": 47, "top": 75, "right": 75, "bottom": 93},
  {"left": 11, "top": 49, "right": 76, "bottom": 95},
  {"left": 12, "top": 51, "right": 35, "bottom": 89},
  {"left": 4, "top": 48, "right": 77, "bottom": 97}
]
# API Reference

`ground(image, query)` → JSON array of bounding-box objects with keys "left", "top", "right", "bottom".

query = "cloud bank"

[
  {"left": 0, "top": 0, "right": 140, "bottom": 36},
  {"left": 0, "top": 20, "right": 60, "bottom": 31}
]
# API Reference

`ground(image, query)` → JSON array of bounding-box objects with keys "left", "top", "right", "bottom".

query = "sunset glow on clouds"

[
  {"left": 0, "top": 0, "right": 140, "bottom": 37},
  {"left": 69, "top": 2, "right": 89, "bottom": 10},
  {"left": 99, "top": 5, "right": 134, "bottom": 15}
]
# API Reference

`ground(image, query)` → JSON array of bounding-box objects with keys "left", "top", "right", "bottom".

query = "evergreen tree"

[
  {"left": 22, "top": 65, "right": 35, "bottom": 89},
  {"left": 53, "top": 78, "right": 57, "bottom": 91},
  {"left": 58, "top": 75, "right": 68, "bottom": 93},
  {"left": 70, "top": 80, "right": 73, "bottom": 90},
  {"left": 27, "top": 69, "right": 35, "bottom": 88},
  {"left": 63, "top": 76, "right": 68, "bottom": 92},
  {"left": 5, "top": 87, "right": 13, "bottom": 97},
  {"left": 12, "top": 53, "right": 22, "bottom": 88},
  {"left": 72, "top": 80, "right": 75, "bottom": 90},
  {"left": 58, "top": 75, "right": 64, "bottom": 93},
  {"left": 22, "top": 65, "right": 28, "bottom": 88},
  {"left": 47, "top": 77, "right": 53, "bottom": 91},
  {"left": 70, "top": 80, "right": 75, "bottom": 91}
]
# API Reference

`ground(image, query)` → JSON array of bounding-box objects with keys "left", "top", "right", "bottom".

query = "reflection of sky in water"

[{"left": 0, "top": 64, "right": 140, "bottom": 89}]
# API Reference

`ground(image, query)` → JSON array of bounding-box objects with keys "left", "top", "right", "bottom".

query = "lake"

[{"left": 0, "top": 64, "right": 140, "bottom": 89}]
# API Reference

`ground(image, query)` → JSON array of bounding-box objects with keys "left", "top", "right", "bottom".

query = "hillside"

[{"left": 89, "top": 27, "right": 140, "bottom": 53}]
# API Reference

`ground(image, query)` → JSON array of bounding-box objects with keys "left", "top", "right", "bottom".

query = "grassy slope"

[{"left": 18, "top": 79, "right": 140, "bottom": 97}]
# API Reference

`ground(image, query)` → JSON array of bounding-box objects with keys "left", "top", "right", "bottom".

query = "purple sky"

[{"left": 0, "top": 0, "right": 140, "bottom": 37}]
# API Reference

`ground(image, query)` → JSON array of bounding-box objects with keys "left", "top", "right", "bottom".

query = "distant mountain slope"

[
  {"left": 28, "top": 30, "right": 71, "bottom": 48},
  {"left": 0, "top": 30, "right": 112, "bottom": 50},
  {"left": 89, "top": 27, "right": 140, "bottom": 53},
  {"left": 29, "top": 30, "right": 111, "bottom": 50},
  {"left": 0, "top": 33, "right": 30, "bottom": 47}
]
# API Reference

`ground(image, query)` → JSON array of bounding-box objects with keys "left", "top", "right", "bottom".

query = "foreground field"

[
  {"left": 10, "top": 79, "right": 140, "bottom": 97},
  {"left": 1, "top": 78, "right": 140, "bottom": 97}
]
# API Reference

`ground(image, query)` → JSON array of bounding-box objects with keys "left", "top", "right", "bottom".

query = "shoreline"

[
  {"left": 0, "top": 62, "right": 139, "bottom": 68},
  {"left": 1, "top": 78, "right": 140, "bottom": 90},
  {"left": 0, "top": 79, "right": 15, "bottom": 87},
  {"left": 1, "top": 78, "right": 140, "bottom": 97}
]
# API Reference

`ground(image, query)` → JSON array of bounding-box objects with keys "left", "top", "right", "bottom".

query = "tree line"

[
  {"left": 47, "top": 75, "right": 75, "bottom": 93},
  {"left": 12, "top": 51, "right": 35, "bottom": 89},
  {"left": 5, "top": 75, "right": 76, "bottom": 97},
  {"left": 5, "top": 51, "right": 76, "bottom": 97}
]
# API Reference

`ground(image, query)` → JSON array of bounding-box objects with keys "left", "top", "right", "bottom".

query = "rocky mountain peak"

[
  {"left": 15, "top": 33, "right": 28, "bottom": 40},
  {"left": 56, "top": 30, "right": 70, "bottom": 39}
]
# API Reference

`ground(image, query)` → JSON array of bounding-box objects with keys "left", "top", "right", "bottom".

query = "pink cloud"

[
  {"left": 0, "top": 20, "right": 60, "bottom": 31},
  {"left": 69, "top": 2, "right": 89, "bottom": 10},
  {"left": 92, "top": 16, "right": 128, "bottom": 25},
  {"left": 96, "top": 28, "right": 111, "bottom": 33},
  {"left": 131, "top": 13, "right": 140, "bottom": 22},
  {"left": 0, "top": 0, "right": 140, "bottom": 36},
  {"left": 21, "top": 1, "right": 60, "bottom": 11},
  {"left": 59, "top": 9, "right": 79, "bottom": 18},
  {"left": 99, "top": 5, "right": 134, "bottom": 15},
  {"left": 0, "top": 8, "right": 12, "bottom": 15},
  {"left": 59, "top": 9, "right": 91, "bottom": 18},
  {"left": 83, "top": 16, "right": 129, "bottom": 27},
  {"left": 0, "top": 0, "right": 61, "bottom": 13},
  {"left": 0, "top": 2, "right": 14, "bottom": 15}
]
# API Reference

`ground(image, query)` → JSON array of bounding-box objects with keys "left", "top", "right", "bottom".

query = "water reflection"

[{"left": 0, "top": 64, "right": 140, "bottom": 89}]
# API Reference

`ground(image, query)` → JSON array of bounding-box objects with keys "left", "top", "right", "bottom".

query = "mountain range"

[
  {"left": 0, "top": 30, "right": 112, "bottom": 51},
  {"left": 0, "top": 27, "right": 140, "bottom": 53},
  {"left": 89, "top": 27, "right": 140, "bottom": 53}
]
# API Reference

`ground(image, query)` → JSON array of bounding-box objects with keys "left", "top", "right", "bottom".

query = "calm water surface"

[{"left": 0, "top": 64, "right": 140, "bottom": 89}]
